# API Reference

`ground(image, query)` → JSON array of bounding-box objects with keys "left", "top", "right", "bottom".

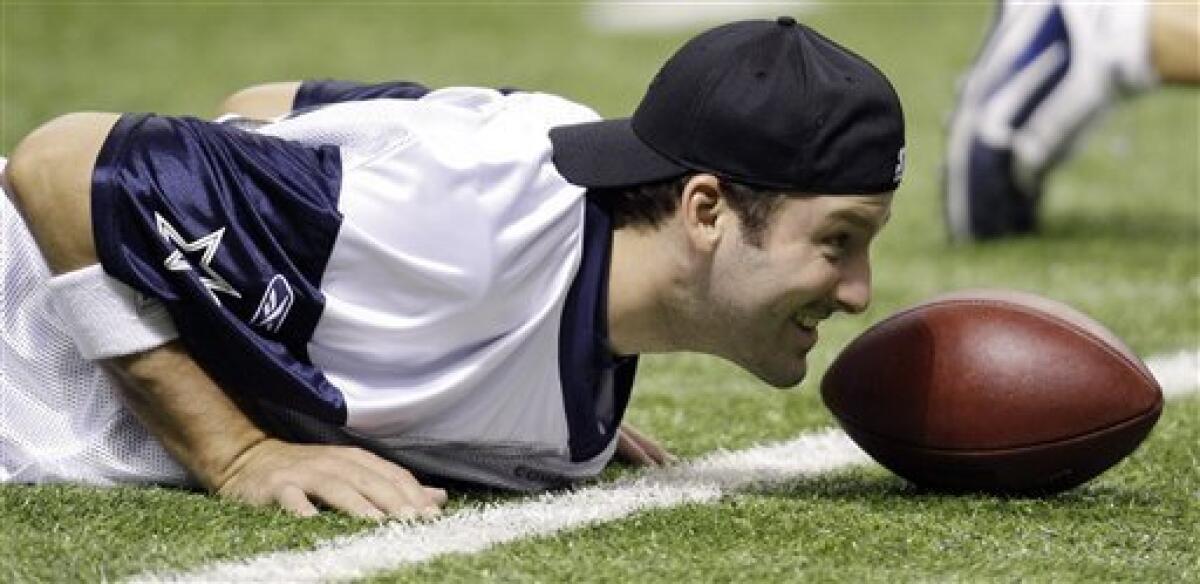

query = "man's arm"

[
  {"left": 5, "top": 112, "right": 444, "bottom": 518},
  {"left": 109, "top": 342, "right": 444, "bottom": 519},
  {"left": 219, "top": 81, "right": 302, "bottom": 119}
]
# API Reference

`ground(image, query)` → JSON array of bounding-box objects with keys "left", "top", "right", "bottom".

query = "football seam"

[
  {"left": 831, "top": 398, "right": 1164, "bottom": 455},
  {"left": 872, "top": 297, "right": 1164, "bottom": 401}
]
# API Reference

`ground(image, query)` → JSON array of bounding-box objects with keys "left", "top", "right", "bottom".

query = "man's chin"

[
  {"left": 722, "top": 348, "right": 809, "bottom": 388},
  {"left": 754, "top": 361, "right": 808, "bottom": 389}
]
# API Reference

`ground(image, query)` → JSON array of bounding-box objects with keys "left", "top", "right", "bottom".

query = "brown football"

[{"left": 821, "top": 289, "right": 1163, "bottom": 495}]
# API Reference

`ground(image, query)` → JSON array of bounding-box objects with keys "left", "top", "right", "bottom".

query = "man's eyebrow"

[{"left": 828, "top": 207, "right": 890, "bottom": 232}]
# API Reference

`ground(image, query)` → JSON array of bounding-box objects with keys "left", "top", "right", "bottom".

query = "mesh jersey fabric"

[{"left": 1, "top": 160, "right": 190, "bottom": 485}]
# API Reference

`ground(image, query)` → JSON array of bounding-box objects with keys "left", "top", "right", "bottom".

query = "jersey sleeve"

[
  {"left": 91, "top": 113, "right": 350, "bottom": 424},
  {"left": 293, "top": 80, "right": 432, "bottom": 109}
]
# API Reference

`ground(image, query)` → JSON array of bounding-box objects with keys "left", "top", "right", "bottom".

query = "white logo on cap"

[{"left": 893, "top": 146, "right": 906, "bottom": 184}]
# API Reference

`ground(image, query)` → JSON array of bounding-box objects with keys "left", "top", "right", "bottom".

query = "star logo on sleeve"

[{"left": 154, "top": 212, "right": 243, "bottom": 306}]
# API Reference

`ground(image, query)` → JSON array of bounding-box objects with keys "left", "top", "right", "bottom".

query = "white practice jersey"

[{"left": 3, "top": 87, "right": 640, "bottom": 490}]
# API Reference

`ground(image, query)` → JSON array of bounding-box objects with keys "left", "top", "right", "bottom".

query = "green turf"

[
  {"left": 1, "top": 484, "right": 369, "bottom": 581},
  {"left": 384, "top": 397, "right": 1200, "bottom": 584},
  {"left": 2, "top": 2, "right": 1197, "bottom": 582}
]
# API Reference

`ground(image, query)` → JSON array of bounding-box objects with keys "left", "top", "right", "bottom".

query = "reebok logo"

[{"left": 250, "top": 274, "right": 294, "bottom": 334}]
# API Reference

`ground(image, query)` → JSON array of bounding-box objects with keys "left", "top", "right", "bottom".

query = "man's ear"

[{"left": 679, "top": 174, "right": 726, "bottom": 253}]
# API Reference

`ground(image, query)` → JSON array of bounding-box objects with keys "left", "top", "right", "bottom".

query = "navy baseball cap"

[{"left": 551, "top": 16, "right": 906, "bottom": 194}]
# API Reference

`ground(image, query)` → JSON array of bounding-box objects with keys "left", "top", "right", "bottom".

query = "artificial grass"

[
  {"left": 0, "top": 483, "right": 368, "bottom": 581},
  {"left": 2, "top": 2, "right": 1196, "bottom": 582},
  {"left": 380, "top": 397, "right": 1200, "bottom": 583},
  {"left": 5, "top": 397, "right": 1192, "bottom": 583}
]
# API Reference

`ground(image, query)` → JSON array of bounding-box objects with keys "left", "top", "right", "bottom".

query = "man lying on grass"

[{"left": 1, "top": 17, "right": 901, "bottom": 519}]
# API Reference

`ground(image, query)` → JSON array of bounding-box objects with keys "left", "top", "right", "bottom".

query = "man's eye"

[
  {"left": 822, "top": 233, "right": 851, "bottom": 260},
  {"left": 826, "top": 233, "right": 851, "bottom": 249}
]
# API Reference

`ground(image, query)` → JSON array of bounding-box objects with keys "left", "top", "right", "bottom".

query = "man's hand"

[
  {"left": 615, "top": 422, "right": 677, "bottom": 467},
  {"left": 216, "top": 438, "right": 447, "bottom": 520},
  {"left": 7, "top": 112, "right": 447, "bottom": 521},
  {"left": 110, "top": 341, "right": 448, "bottom": 520}
]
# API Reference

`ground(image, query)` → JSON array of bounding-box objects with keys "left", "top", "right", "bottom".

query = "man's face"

[{"left": 703, "top": 192, "right": 893, "bottom": 387}]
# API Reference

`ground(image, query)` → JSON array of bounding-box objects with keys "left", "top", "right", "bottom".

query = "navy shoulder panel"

[
  {"left": 92, "top": 113, "right": 349, "bottom": 423},
  {"left": 294, "top": 80, "right": 432, "bottom": 109}
]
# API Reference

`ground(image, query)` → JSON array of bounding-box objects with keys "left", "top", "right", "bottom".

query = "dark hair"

[{"left": 587, "top": 173, "right": 788, "bottom": 247}]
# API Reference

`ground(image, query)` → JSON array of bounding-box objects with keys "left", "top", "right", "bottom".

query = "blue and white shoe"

[{"left": 944, "top": 1, "right": 1123, "bottom": 241}]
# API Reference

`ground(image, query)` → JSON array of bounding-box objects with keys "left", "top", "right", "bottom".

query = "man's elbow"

[
  {"left": 7, "top": 112, "right": 119, "bottom": 220},
  {"left": 218, "top": 81, "right": 303, "bottom": 120},
  {"left": 6, "top": 112, "right": 120, "bottom": 272}
]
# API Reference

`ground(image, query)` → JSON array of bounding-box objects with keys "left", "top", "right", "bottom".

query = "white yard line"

[
  {"left": 1145, "top": 349, "right": 1199, "bottom": 400},
  {"left": 134, "top": 349, "right": 1198, "bottom": 583},
  {"left": 134, "top": 428, "right": 868, "bottom": 583}
]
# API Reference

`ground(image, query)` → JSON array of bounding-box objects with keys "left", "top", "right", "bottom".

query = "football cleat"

[{"left": 944, "top": 1, "right": 1122, "bottom": 241}]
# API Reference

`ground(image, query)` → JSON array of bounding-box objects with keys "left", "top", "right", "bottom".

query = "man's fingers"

[
  {"left": 341, "top": 449, "right": 443, "bottom": 517},
  {"left": 309, "top": 479, "right": 386, "bottom": 521},
  {"left": 321, "top": 456, "right": 423, "bottom": 520},
  {"left": 636, "top": 434, "right": 676, "bottom": 465},
  {"left": 424, "top": 487, "right": 449, "bottom": 505},
  {"left": 617, "top": 431, "right": 656, "bottom": 466},
  {"left": 276, "top": 483, "right": 320, "bottom": 518},
  {"left": 618, "top": 424, "right": 677, "bottom": 466},
  {"left": 216, "top": 441, "right": 448, "bottom": 520}
]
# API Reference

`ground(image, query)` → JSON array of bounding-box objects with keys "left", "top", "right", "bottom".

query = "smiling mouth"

[{"left": 791, "top": 313, "right": 823, "bottom": 334}]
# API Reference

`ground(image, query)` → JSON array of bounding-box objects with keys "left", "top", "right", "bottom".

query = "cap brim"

[{"left": 549, "top": 118, "right": 688, "bottom": 189}]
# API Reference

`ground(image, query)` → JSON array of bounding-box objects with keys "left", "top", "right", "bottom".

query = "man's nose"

[{"left": 834, "top": 257, "right": 871, "bottom": 314}]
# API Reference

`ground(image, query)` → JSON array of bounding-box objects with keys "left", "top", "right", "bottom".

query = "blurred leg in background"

[{"left": 944, "top": 1, "right": 1199, "bottom": 242}]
